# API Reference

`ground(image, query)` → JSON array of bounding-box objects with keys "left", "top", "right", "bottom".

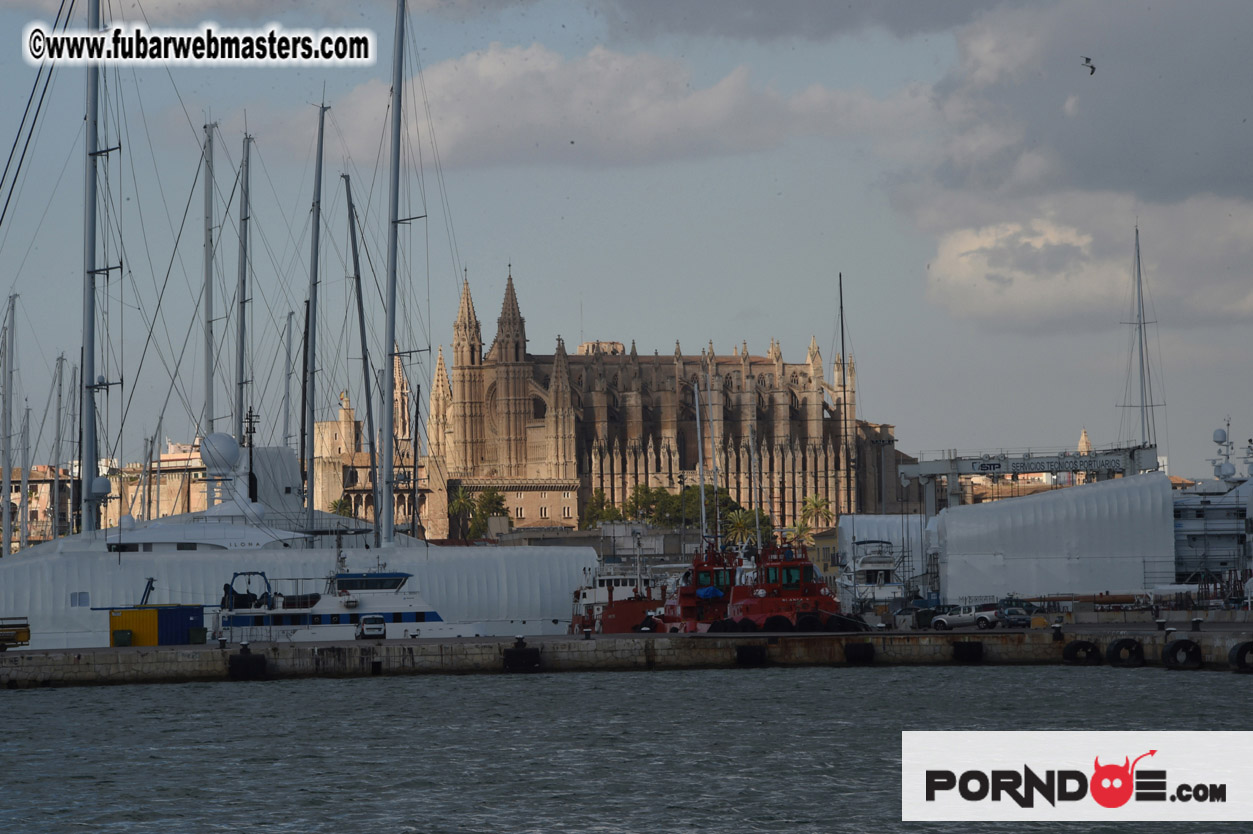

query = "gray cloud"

[{"left": 596, "top": 0, "right": 1005, "bottom": 42}]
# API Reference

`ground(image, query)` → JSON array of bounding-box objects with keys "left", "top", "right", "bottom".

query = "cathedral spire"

[
  {"left": 550, "top": 335, "right": 571, "bottom": 392},
  {"left": 453, "top": 272, "right": 482, "bottom": 368},
  {"left": 491, "top": 267, "right": 527, "bottom": 363}
]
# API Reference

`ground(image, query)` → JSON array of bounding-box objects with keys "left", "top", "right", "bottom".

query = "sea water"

[{"left": 4, "top": 665, "right": 1250, "bottom": 833}]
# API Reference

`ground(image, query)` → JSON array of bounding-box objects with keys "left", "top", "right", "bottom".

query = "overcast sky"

[{"left": 1, "top": 0, "right": 1250, "bottom": 481}]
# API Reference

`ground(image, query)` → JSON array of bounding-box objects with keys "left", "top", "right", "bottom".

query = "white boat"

[
  {"left": 218, "top": 555, "right": 463, "bottom": 643},
  {"left": 836, "top": 538, "right": 910, "bottom": 614}
]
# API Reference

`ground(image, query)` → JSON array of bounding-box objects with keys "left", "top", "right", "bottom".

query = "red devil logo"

[{"left": 1090, "top": 750, "right": 1156, "bottom": 808}]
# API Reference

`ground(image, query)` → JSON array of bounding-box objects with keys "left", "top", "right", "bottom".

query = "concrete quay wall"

[{"left": 3, "top": 629, "right": 1251, "bottom": 689}]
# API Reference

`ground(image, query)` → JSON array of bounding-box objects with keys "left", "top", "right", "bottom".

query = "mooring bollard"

[
  {"left": 582, "top": 628, "right": 592, "bottom": 641},
  {"left": 1156, "top": 619, "right": 1166, "bottom": 631},
  {"left": 1192, "top": 617, "right": 1203, "bottom": 633},
  {"left": 1051, "top": 623, "right": 1064, "bottom": 642},
  {"left": 1165, "top": 627, "right": 1177, "bottom": 640}
]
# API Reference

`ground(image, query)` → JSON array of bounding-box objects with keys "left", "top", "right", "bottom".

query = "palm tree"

[
  {"left": 448, "top": 486, "right": 474, "bottom": 540},
  {"left": 328, "top": 497, "right": 353, "bottom": 518},
  {"left": 724, "top": 508, "right": 756, "bottom": 544},
  {"left": 800, "top": 495, "right": 833, "bottom": 529},
  {"left": 788, "top": 519, "right": 814, "bottom": 546}
]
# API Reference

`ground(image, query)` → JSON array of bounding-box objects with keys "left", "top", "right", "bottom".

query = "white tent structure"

[{"left": 929, "top": 472, "right": 1175, "bottom": 603}]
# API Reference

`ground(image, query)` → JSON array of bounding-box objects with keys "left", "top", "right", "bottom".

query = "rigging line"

[
  {"left": 253, "top": 142, "right": 308, "bottom": 297},
  {"left": 0, "top": 0, "right": 74, "bottom": 234},
  {"left": 122, "top": 64, "right": 197, "bottom": 388},
  {"left": 131, "top": 0, "right": 199, "bottom": 149},
  {"left": 413, "top": 43, "right": 465, "bottom": 286},
  {"left": 115, "top": 155, "right": 205, "bottom": 443},
  {"left": 0, "top": 69, "right": 71, "bottom": 264},
  {"left": 29, "top": 351, "right": 62, "bottom": 469}
]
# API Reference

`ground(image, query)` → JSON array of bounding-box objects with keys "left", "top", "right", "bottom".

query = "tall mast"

[
  {"left": 344, "top": 174, "right": 380, "bottom": 547},
  {"left": 80, "top": 0, "right": 101, "bottom": 532},
  {"left": 380, "top": 0, "right": 406, "bottom": 544},
  {"left": 1133, "top": 226, "right": 1153, "bottom": 448},
  {"left": 53, "top": 354, "right": 63, "bottom": 538},
  {"left": 202, "top": 122, "right": 215, "bottom": 443},
  {"left": 706, "top": 355, "right": 720, "bottom": 542},
  {"left": 283, "top": 311, "right": 293, "bottom": 448},
  {"left": 839, "top": 271, "right": 857, "bottom": 605},
  {"left": 2, "top": 294, "right": 13, "bottom": 555},
  {"left": 694, "top": 383, "right": 706, "bottom": 540},
  {"left": 234, "top": 134, "right": 251, "bottom": 443},
  {"left": 304, "top": 103, "right": 328, "bottom": 531},
  {"left": 19, "top": 407, "right": 29, "bottom": 549}
]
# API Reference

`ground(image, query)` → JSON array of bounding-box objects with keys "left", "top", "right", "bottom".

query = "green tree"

[
  {"left": 447, "top": 485, "right": 474, "bottom": 540},
  {"left": 724, "top": 508, "right": 756, "bottom": 544},
  {"left": 580, "top": 488, "right": 623, "bottom": 529},
  {"left": 787, "top": 519, "right": 815, "bottom": 546},
  {"left": 800, "top": 495, "right": 834, "bottom": 529},
  {"left": 469, "top": 487, "right": 509, "bottom": 538},
  {"left": 328, "top": 496, "right": 353, "bottom": 518}
]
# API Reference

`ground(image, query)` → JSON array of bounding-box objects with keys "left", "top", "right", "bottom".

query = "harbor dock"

[{"left": 5, "top": 623, "right": 1253, "bottom": 688}]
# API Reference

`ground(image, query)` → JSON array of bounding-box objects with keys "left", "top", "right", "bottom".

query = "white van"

[{"left": 355, "top": 614, "right": 387, "bottom": 640}]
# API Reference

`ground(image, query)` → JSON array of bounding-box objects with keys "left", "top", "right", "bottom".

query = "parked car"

[
  {"left": 996, "top": 607, "right": 1032, "bottom": 628},
  {"left": 931, "top": 605, "right": 998, "bottom": 630},
  {"left": 355, "top": 614, "right": 387, "bottom": 640}
]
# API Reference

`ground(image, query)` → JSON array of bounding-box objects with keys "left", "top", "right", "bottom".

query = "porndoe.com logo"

[{"left": 902, "top": 732, "right": 1253, "bottom": 822}]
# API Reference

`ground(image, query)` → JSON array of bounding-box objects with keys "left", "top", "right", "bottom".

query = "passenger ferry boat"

[{"left": 218, "top": 556, "right": 456, "bottom": 643}]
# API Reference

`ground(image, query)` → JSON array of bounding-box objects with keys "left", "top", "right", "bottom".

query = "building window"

[
  {"left": 562, "top": 491, "right": 571, "bottom": 499},
  {"left": 563, "top": 506, "right": 572, "bottom": 519},
  {"left": 539, "top": 491, "right": 547, "bottom": 499},
  {"left": 70, "top": 591, "right": 89, "bottom": 607},
  {"left": 539, "top": 506, "right": 549, "bottom": 519},
  {"left": 516, "top": 492, "right": 524, "bottom": 499},
  {"left": 514, "top": 506, "right": 524, "bottom": 519}
]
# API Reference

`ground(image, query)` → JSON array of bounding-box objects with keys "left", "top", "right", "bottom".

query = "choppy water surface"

[{"left": 4, "top": 665, "right": 1251, "bottom": 833}]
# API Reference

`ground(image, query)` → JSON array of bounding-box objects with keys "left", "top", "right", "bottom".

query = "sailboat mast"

[
  {"left": 80, "top": 0, "right": 101, "bottom": 532},
  {"left": 694, "top": 384, "right": 706, "bottom": 540},
  {"left": 202, "top": 122, "right": 215, "bottom": 441},
  {"left": 839, "top": 271, "right": 856, "bottom": 605},
  {"left": 2, "top": 294, "right": 13, "bottom": 555},
  {"left": 304, "top": 103, "right": 328, "bottom": 531},
  {"left": 1134, "top": 226, "right": 1152, "bottom": 447},
  {"left": 380, "top": 0, "right": 406, "bottom": 544},
  {"left": 20, "top": 408, "right": 29, "bottom": 549},
  {"left": 53, "top": 355, "right": 63, "bottom": 538},
  {"left": 283, "top": 311, "right": 293, "bottom": 448},
  {"left": 707, "top": 357, "right": 720, "bottom": 541},
  {"left": 344, "top": 175, "right": 381, "bottom": 547},
  {"left": 234, "top": 135, "right": 251, "bottom": 443}
]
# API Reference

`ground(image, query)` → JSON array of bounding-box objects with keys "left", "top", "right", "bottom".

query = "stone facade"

[{"left": 420, "top": 272, "right": 908, "bottom": 539}]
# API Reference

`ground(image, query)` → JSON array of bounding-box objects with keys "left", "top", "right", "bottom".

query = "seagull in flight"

[{"left": 1082, "top": 56, "right": 1095, "bottom": 75}]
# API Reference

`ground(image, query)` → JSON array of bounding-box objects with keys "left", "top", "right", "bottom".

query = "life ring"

[
  {"left": 1228, "top": 641, "right": 1253, "bottom": 673},
  {"left": 1162, "top": 639, "right": 1203, "bottom": 670},
  {"left": 1105, "top": 637, "right": 1145, "bottom": 668},
  {"left": 1062, "top": 639, "right": 1102, "bottom": 665}
]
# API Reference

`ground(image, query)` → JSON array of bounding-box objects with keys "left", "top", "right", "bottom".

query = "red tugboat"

[
  {"left": 651, "top": 538, "right": 869, "bottom": 633},
  {"left": 655, "top": 541, "right": 737, "bottom": 633}
]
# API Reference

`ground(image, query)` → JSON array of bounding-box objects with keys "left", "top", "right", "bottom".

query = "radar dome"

[
  {"left": 1215, "top": 428, "right": 1228, "bottom": 444},
  {"left": 201, "top": 432, "right": 241, "bottom": 477},
  {"left": 90, "top": 476, "right": 111, "bottom": 498}
]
